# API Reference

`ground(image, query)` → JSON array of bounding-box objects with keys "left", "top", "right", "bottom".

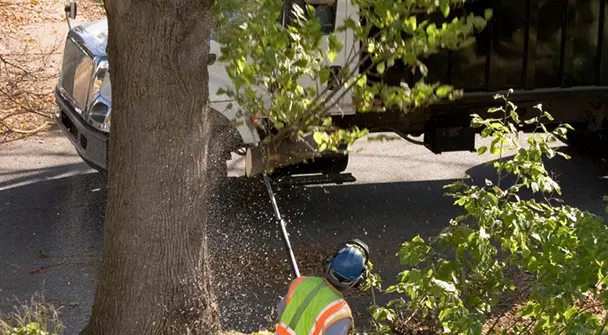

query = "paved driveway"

[{"left": 1, "top": 129, "right": 606, "bottom": 333}]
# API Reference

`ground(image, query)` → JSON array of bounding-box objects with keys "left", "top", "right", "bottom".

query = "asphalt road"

[{"left": 1, "top": 128, "right": 607, "bottom": 334}]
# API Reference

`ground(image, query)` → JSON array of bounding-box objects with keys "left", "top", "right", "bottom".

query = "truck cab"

[{"left": 54, "top": 16, "right": 263, "bottom": 173}]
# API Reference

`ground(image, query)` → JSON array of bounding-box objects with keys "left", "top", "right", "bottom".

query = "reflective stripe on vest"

[
  {"left": 276, "top": 322, "right": 296, "bottom": 335},
  {"left": 308, "top": 299, "right": 351, "bottom": 335},
  {"left": 276, "top": 277, "right": 352, "bottom": 335}
]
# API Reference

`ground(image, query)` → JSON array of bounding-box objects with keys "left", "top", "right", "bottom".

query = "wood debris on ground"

[{"left": 212, "top": 242, "right": 335, "bottom": 288}]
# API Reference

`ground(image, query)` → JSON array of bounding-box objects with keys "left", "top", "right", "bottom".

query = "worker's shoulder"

[{"left": 291, "top": 276, "right": 346, "bottom": 297}]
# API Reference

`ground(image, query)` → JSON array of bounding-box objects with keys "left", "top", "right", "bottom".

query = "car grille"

[{"left": 60, "top": 38, "right": 94, "bottom": 113}]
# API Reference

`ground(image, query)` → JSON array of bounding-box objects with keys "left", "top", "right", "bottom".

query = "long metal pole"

[{"left": 262, "top": 173, "right": 301, "bottom": 278}]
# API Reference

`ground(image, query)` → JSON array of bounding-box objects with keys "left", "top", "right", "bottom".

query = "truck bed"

[{"left": 337, "top": 0, "right": 608, "bottom": 153}]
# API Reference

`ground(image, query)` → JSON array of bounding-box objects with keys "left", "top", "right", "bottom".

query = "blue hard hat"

[{"left": 330, "top": 246, "right": 366, "bottom": 280}]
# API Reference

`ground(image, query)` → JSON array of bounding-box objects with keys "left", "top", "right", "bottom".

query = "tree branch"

[
  {"left": 0, "top": 87, "right": 52, "bottom": 119},
  {"left": 0, "top": 119, "right": 53, "bottom": 135}
]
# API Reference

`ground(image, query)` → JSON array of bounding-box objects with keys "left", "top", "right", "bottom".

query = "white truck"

[
  {"left": 54, "top": 0, "right": 353, "bottom": 182},
  {"left": 55, "top": 0, "right": 607, "bottom": 180}
]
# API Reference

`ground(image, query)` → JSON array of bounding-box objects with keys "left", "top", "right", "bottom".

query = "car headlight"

[
  {"left": 87, "top": 59, "right": 111, "bottom": 133},
  {"left": 91, "top": 63, "right": 111, "bottom": 102}
]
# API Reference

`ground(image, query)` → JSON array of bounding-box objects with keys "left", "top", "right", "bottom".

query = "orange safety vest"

[{"left": 276, "top": 276, "right": 353, "bottom": 335}]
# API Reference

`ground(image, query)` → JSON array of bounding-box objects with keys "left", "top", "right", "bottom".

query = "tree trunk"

[{"left": 81, "top": 0, "right": 222, "bottom": 334}]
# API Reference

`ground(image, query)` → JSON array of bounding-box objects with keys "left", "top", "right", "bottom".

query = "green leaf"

[
  {"left": 370, "top": 306, "right": 395, "bottom": 323},
  {"left": 436, "top": 85, "right": 453, "bottom": 97},
  {"left": 431, "top": 278, "right": 457, "bottom": 293},
  {"left": 355, "top": 75, "right": 367, "bottom": 88},
  {"left": 319, "top": 68, "right": 330, "bottom": 83},
  {"left": 419, "top": 63, "right": 428, "bottom": 77},
  {"left": 412, "top": 235, "right": 425, "bottom": 244},
  {"left": 600, "top": 290, "right": 608, "bottom": 307},
  {"left": 484, "top": 8, "right": 494, "bottom": 20},
  {"left": 517, "top": 301, "right": 537, "bottom": 318},
  {"left": 509, "top": 109, "right": 520, "bottom": 123},
  {"left": 376, "top": 62, "right": 386, "bottom": 74},
  {"left": 408, "top": 269, "right": 422, "bottom": 282},
  {"left": 439, "top": 307, "right": 452, "bottom": 322},
  {"left": 367, "top": 42, "right": 375, "bottom": 53},
  {"left": 313, "top": 131, "right": 324, "bottom": 144},
  {"left": 328, "top": 34, "right": 342, "bottom": 53},
  {"left": 441, "top": 4, "right": 450, "bottom": 17},
  {"left": 293, "top": 59, "right": 307, "bottom": 67},
  {"left": 477, "top": 146, "right": 488, "bottom": 155},
  {"left": 488, "top": 107, "right": 502, "bottom": 114},
  {"left": 327, "top": 50, "right": 337, "bottom": 63}
]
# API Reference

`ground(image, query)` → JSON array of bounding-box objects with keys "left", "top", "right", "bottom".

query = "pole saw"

[{"left": 262, "top": 173, "right": 301, "bottom": 278}]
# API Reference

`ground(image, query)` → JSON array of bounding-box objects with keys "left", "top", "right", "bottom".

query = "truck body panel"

[{"left": 337, "top": 0, "right": 608, "bottom": 153}]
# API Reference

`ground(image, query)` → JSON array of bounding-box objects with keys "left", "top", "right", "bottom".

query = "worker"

[{"left": 275, "top": 239, "right": 370, "bottom": 335}]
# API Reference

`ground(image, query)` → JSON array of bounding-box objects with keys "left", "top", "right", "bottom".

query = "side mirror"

[{"left": 65, "top": 0, "right": 77, "bottom": 20}]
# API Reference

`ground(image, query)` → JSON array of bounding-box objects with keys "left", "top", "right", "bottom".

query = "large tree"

[{"left": 81, "top": 0, "right": 222, "bottom": 333}]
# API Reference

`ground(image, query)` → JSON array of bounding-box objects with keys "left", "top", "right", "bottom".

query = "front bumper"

[{"left": 54, "top": 87, "right": 108, "bottom": 171}]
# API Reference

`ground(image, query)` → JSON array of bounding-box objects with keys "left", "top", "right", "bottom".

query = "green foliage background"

[
  {"left": 219, "top": 0, "right": 491, "bottom": 153},
  {"left": 366, "top": 93, "right": 608, "bottom": 334}
]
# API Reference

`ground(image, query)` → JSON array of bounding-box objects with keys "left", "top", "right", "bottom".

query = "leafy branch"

[
  {"left": 219, "top": 0, "right": 491, "bottom": 155},
  {"left": 366, "top": 93, "right": 608, "bottom": 334}
]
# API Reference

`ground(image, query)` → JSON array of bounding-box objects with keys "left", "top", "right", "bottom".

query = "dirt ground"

[{"left": 0, "top": 0, "right": 105, "bottom": 143}]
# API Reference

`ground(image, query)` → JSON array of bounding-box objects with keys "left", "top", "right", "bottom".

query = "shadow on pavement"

[
  {"left": 0, "top": 163, "right": 92, "bottom": 191},
  {"left": 0, "top": 129, "right": 93, "bottom": 191},
  {"left": 0, "top": 172, "right": 106, "bottom": 335},
  {"left": 0, "top": 149, "right": 606, "bottom": 334}
]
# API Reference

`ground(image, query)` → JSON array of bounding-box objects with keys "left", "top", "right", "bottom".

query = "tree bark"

[{"left": 81, "top": 0, "right": 222, "bottom": 334}]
